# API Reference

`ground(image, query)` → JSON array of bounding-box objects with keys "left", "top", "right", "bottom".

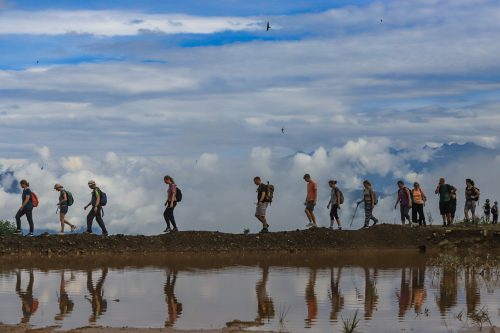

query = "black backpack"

[
  {"left": 176, "top": 188, "right": 182, "bottom": 202},
  {"left": 335, "top": 188, "right": 344, "bottom": 205}
]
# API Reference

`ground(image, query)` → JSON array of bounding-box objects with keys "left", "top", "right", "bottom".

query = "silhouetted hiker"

[
  {"left": 483, "top": 199, "right": 491, "bottom": 223},
  {"left": 464, "top": 179, "right": 480, "bottom": 223},
  {"left": 255, "top": 266, "right": 275, "bottom": 324},
  {"left": 164, "top": 269, "right": 183, "bottom": 327},
  {"left": 85, "top": 268, "right": 108, "bottom": 323},
  {"left": 394, "top": 181, "right": 412, "bottom": 225},
  {"left": 435, "top": 178, "right": 456, "bottom": 226},
  {"left": 303, "top": 174, "right": 318, "bottom": 228},
  {"left": 15, "top": 179, "right": 35, "bottom": 236},
  {"left": 358, "top": 180, "right": 378, "bottom": 229},
  {"left": 364, "top": 268, "right": 378, "bottom": 320},
  {"left": 492, "top": 201, "right": 498, "bottom": 224},
  {"left": 254, "top": 176, "right": 270, "bottom": 233},
  {"left": 163, "top": 175, "right": 179, "bottom": 233},
  {"left": 54, "top": 184, "right": 76, "bottom": 234},
  {"left": 84, "top": 180, "right": 108, "bottom": 235},
  {"left": 55, "top": 270, "right": 75, "bottom": 322},
  {"left": 329, "top": 267, "right": 344, "bottom": 321},
  {"left": 16, "top": 269, "right": 39, "bottom": 323},
  {"left": 411, "top": 182, "right": 427, "bottom": 226},
  {"left": 327, "top": 180, "right": 343, "bottom": 230},
  {"left": 304, "top": 269, "right": 318, "bottom": 328}
]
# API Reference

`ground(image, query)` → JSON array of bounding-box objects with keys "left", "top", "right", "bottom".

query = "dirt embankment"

[{"left": 0, "top": 224, "right": 499, "bottom": 256}]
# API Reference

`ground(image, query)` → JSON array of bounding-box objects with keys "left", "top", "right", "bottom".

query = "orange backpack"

[{"left": 31, "top": 192, "right": 39, "bottom": 208}]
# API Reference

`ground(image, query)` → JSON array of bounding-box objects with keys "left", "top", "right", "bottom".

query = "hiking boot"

[
  {"left": 259, "top": 227, "right": 269, "bottom": 234},
  {"left": 163, "top": 228, "right": 171, "bottom": 233},
  {"left": 172, "top": 228, "right": 178, "bottom": 233},
  {"left": 58, "top": 232, "right": 65, "bottom": 235},
  {"left": 70, "top": 225, "right": 76, "bottom": 232},
  {"left": 329, "top": 226, "right": 334, "bottom": 230},
  {"left": 306, "top": 222, "right": 314, "bottom": 228},
  {"left": 361, "top": 225, "right": 369, "bottom": 229},
  {"left": 85, "top": 231, "right": 93, "bottom": 234},
  {"left": 14, "top": 229, "right": 22, "bottom": 235},
  {"left": 26, "top": 233, "right": 34, "bottom": 237},
  {"left": 102, "top": 232, "right": 109, "bottom": 236},
  {"left": 338, "top": 227, "right": 342, "bottom": 230},
  {"left": 372, "top": 220, "right": 378, "bottom": 226}
]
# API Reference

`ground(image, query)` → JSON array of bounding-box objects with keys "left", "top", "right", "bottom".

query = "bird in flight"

[
  {"left": 36, "top": 60, "right": 39, "bottom": 64},
  {"left": 281, "top": 127, "right": 285, "bottom": 134},
  {"left": 266, "top": 22, "right": 271, "bottom": 31}
]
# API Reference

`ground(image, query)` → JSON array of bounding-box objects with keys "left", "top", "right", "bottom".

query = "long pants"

[
  {"left": 493, "top": 214, "right": 498, "bottom": 224},
  {"left": 163, "top": 204, "right": 177, "bottom": 229},
  {"left": 15, "top": 208, "right": 34, "bottom": 233},
  {"left": 412, "top": 203, "right": 426, "bottom": 226},
  {"left": 87, "top": 207, "right": 107, "bottom": 234},
  {"left": 364, "top": 205, "right": 378, "bottom": 226},
  {"left": 400, "top": 205, "right": 411, "bottom": 224}
]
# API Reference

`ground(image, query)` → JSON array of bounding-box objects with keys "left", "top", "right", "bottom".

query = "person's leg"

[
  {"left": 493, "top": 214, "right": 498, "bottom": 224},
  {"left": 305, "top": 208, "right": 313, "bottom": 223},
  {"left": 167, "top": 207, "right": 177, "bottom": 230},
  {"left": 471, "top": 203, "right": 476, "bottom": 222},
  {"left": 363, "top": 206, "right": 370, "bottom": 227},
  {"left": 329, "top": 206, "right": 335, "bottom": 228},
  {"left": 25, "top": 209, "right": 34, "bottom": 233},
  {"left": 86, "top": 209, "right": 95, "bottom": 233},
  {"left": 404, "top": 206, "right": 411, "bottom": 224},
  {"left": 163, "top": 207, "right": 171, "bottom": 230},
  {"left": 400, "top": 205, "right": 405, "bottom": 225},
  {"left": 412, "top": 206, "right": 418, "bottom": 225},
  {"left": 418, "top": 204, "right": 425, "bottom": 226},
  {"left": 334, "top": 205, "right": 342, "bottom": 228},
  {"left": 15, "top": 209, "right": 24, "bottom": 231},
  {"left": 60, "top": 213, "right": 66, "bottom": 232},
  {"left": 309, "top": 209, "right": 317, "bottom": 226},
  {"left": 94, "top": 207, "right": 108, "bottom": 234}
]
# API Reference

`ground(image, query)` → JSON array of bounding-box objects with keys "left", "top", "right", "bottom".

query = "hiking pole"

[{"left": 349, "top": 202, "right": 361, "bottom": 227}]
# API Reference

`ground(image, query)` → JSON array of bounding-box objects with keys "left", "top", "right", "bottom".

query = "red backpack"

[{"left": 31, "top": 192, "right": 39, "bottom": 208}]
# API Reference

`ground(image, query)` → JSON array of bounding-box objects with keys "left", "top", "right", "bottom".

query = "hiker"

[
  {"left": 163, "top": 175, "right": 178, "bottom": 233},
  {"left": 491, "top": 201, "right": 498, "bottom": 224},
  {"left": 412, "top": 182, "right": 427, "bottom": 226},
  {"left": 54, "top": 184, "right": 76, "bottom": 234},
  {"left": 85, "top": 268, "right": 108, "bottom": 323},
  {"left": 483, "top": 199, "right": 491, "bottom": 223},
  {"left": 450, "top": 188, "right": 457, "bottom": 223},
  {"left": 84, "top": 180, "right": 108, "bottom": 236},
  {"left": 164, "top": 269, "right": 183, "bottom": 327},
  {"left": 464, "top": 179, "right": 480, "bottom": 223},
  {"left": 394, "top": 181, "right": 412, "bottom": 225},
  {"left": 254, "top": 176, "right": 270, "bottom": 233},
  {"left": 435, "top": 178, "right": 456, "bottom": 226},
  {"left": 16, "top": 269, "right": 38, "bottom": 323},
  {"left": 255, "top": 265, "right": 275, "bottom": 324},
  {"left": 55, "top": 270, "right": 75, "bottom": 322},
  {"left": 358, "top": 180, "right": 378, "bottom": 229},
  {"left": 327, "top": 180, "right": 343, "bottom": 230},
  {"left": 15, "top": 179, "right": 35, "bottom": 236},
  {"left": 303, "top": 174, "right": 318, "bottom": 228}
]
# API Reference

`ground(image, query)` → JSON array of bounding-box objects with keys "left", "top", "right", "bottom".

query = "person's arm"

[
  {"left": 394, "top": 191, "right": 400, "bottom": 209},
  {"left": 20, "top": 193, "right": 30, "bottom": 211},
  {"left": 370, "top": 190, "right": 375, "bottom": 208},
  {"left": 313, "top": 183, "right": 318, "bottom": 204},
  {"left": 435, "top": 185, "right": 440, "bottom": 194},
  {"left": 168, "top": 185, "right": 176, "bottom": 207},
  {"left": 58, "top": 191, "right": 67, "bottom": 206},
  {"left": 93, "top": 190, "right": 100, "bottom": 212},
  {"left": 259, "top": 191, "right": 266, "bottom": 204}
]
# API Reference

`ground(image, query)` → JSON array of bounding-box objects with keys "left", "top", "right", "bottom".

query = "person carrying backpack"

[
  {"left": 411, "top": 182, "right": 427, "bottom": 226},
  {"left": 54, "top": 184, "right": 77, "bottom": 234},
  {"left": 483, "top": 199, "right": 491, "bottom": 223},
  {"left": 358, "top": 180, "right": 378, "bottom": 229},
  {"left": 464, "top": 179, "right": 480, "bottom": 223},
  {"left": 163, "top": 175, "right": 179, "bottom": 233},
  {"left": 15, "top": 179, "right": 35, "bottom": 236},
  {"left": 492, "top": 201, "right": 498, "bottom": 224},
  {"left": 84, "top": 180, "right": 108, "bottom": 236},
  {"left": 253, "top": 176, "right": 271, "bottom": 233},
  {"left": 327, "top": 180, "right": 343, "bottom": 230},
  {"left": 394, "top": 181, "right": 412, "bottom": 225},
  {"left": 435, "top": 178, "right": 456, "bottom": 226},
  {"left": 303, "top": 174, "right": 318, "bottom": 228}
]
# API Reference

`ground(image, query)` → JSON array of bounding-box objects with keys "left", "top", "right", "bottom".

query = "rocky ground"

[{"left": 0, "top": 224, "right": 499, "bottom": 257}]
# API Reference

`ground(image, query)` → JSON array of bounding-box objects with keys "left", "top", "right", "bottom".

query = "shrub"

[{"left": 0, "top": 220, "right": 17, "bottom": 236}]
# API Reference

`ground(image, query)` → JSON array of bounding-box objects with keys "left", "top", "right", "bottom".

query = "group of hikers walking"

[{"left": 10, "top": 173, "right": 499, "bottom": 236}]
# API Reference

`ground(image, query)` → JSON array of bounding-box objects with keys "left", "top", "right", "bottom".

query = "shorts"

[
  {"left": 59, "top": 205, "right": 69, "bottom": 214},
  {"left": 464, "top": 200, "right": 476, "bottom": 211},
  {"left": 255, "top": 202, "right": 269, "bottom": 217},
  {"left": 330, "top": 204, "right": 339, "bottom": 220},
  {"left": 439, "top": 201, "right": 450, "bottom": 215},
  {"left": 305, "top": 201, "right": 316, "bottom": 212}
]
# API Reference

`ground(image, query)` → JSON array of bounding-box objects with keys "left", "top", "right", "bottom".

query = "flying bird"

[
  {"left": 380, "top": 19, "right": 383, "bottom": 23},
  {"left": 281, "top": 127, "right": 285, "bottom": 134},
  {"left": 266, "top": 22, "right": 271, "bottom": 31},
  {"left": 36, "top": 60, "right": 39, "bottom": 64}
]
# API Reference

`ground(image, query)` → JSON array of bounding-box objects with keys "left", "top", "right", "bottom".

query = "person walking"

[
  {"left": 15, "top": 179, "right": 35, "bottom": 236},
  {"left": 483, "top": 199, "right": 491, "bottom": 224},
  {"left": 327, "top": 180, "right": 343, "bottom": 230},
  {"left": 303, "top": 174, "right": 318, "bottom": 228},
  {"left": 254, "top": 177, "right": 270, "bottom": 233},
  {"left": 464, "top": 179, "right": 480, "bottom": 223},
  {"left": 54, "top": 184, "right": 76, "bottom": 234},
  {"left": 491, "top": 201, "right": 498, "bottom": 224},
  {"left": 394, "top": 181, "right": 412, "bottom": 225},
  {"left": 435, "top": 178, "right": 456, "bottom": 227},
  {"left": 163, "top": 175, "right": 178, "bottom": 233},
  {"left": 84, "top": 180, "right": 108, "bottom": 236},
  {"left": 358, "top": 180, "right": 378, "bottom": 229},
  {"left": 411, "top": 182, "right": 427, "bottom": 226}
]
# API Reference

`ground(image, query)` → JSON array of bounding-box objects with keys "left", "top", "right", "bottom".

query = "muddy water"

[{"left": 0, "top": 252, "right": 498, "bottom": 333}]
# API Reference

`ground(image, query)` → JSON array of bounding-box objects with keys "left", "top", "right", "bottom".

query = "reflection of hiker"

[
  {"left": 483, "top": 199, "right": 491, "bottom": 223},
  {"left": 411, "top": 182, "right": 427, "bottom": 226},
  {"left": 163, "top": 175, "right": 179, "bottom": 233},
  {"left": 436, "top": 268, "right": 457, "bottom": 316},
  {"left": 304, "top": 269, "right": 318, "bottom": 328},
  {"left": 411, "top": 266, "right": 426, "bottom": 313},
  {"left": 54, "top": 184, "right": 76, "bottom": 234},
  {"left": 363, "top": 268, "right": 378, "bottom": 320},
  {"left": 84, "top": 180, "right": 108, "bottom": 235},
  {"left": 491, "top": 201, "right": 498, "bottom": 224},
  {"left": 55, "top": 271, "right": 75, "bottom": 321},
  {"left": 396, "top": 268, "right": 411, "bottom": 318},
  {"left": 435, "top": 178, "right": 456, "bottom": 226},
  {"left": 85, "top": 268, "right": 108, "bottom": 323},
  {"left": 15, "top": 269, "right": 39, "bottom": 323},
  {"left": 327, "top": 180, "right": 343, "bottom": 230},
  {"left": 254, "top": 177, "right": 270, "bottom": 233},
  {"left": 303, "top": 174, "right": 318, "bottom": 228},
  {"left": 464, "top": 267, "right": 481, "bottom": 315},
  {"left": 358, "top": 180, "right": 378, "bottom": 229},
  {"left": 329, "top": 267, "right": 344, "bottom": 321},
  {"left": 15, "top": 179, "right": 35, "bottom": 236},
  {"left": 255, "top": 266, "right": 275, "bottom": 324},
  {"left": 394, "top": 181, "right": 412, "bottom": 225},
  {"left": 164, "top": 269, "right": 183, "bottom": 327},
  {"left": 464, "top": 179, "right": 480, "bottom": 223}
]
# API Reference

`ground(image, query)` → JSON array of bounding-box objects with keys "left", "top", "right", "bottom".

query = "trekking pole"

[{"left": 349, "top": 202, "right": 361, "bottom": 227}]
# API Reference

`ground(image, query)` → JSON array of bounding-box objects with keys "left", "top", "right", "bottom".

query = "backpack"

[
  {"left": 65, "top": 190, "right": 74, "bottom": 206},
  {"left": 176, "top": 188, "right": 182, "bottom": 202},
  {"left": 99, "top": 190, "right": 107, "bottom": 206},
  {"left": 264, "top": 183, "right": 274, "bottom": 203},
  {"left": 31, "top": 192, "right": 39, "bottom": 208},
  {"left": 492, "top": 205, "right": 499, "bottom": 215},
  {"left": 335, "top": 188, "right": 344, "bottom": 205},
  {"left": 371, "top": 190, "right": 378, "bottom": 206},
  {"left": 474, "top": 187, "right": 480, "bottom": 201}
]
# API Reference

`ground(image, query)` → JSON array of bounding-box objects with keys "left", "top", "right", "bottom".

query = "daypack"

[
  {"left": 99, "top": 190, "right": 108, "bottom": 206},
  {"left": 65, "top": 190, "right": 74, "bottom": 206},
  {"left": 31, "top": 192, "right": 39, "bottom": 208},
  {"left": 176, "top": 188, "right": 182, "bottom": 202},
  {"left": 492, "top": 205, "right": 499, "bottom": 215},
  {"left": 265, "top": 182, "right": 274, "bottom": 203},
  {"left": 474, "top": 187, "right": 480, "bottom": 201},
  {"left": 335, "top": 188, "right": 344, "bottom": 205},
  {"left": 403, "top": 187, "right": 412, "bottom": 203}
]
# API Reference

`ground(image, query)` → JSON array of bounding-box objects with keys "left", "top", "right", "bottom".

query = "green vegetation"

[
  {"left": 341, "top": 310, "right": 360, "bottom": 333},
  {"left": 0, "top": 220, "right": 17, "bottom": 236}
]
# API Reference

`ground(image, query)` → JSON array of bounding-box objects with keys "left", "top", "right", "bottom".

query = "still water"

[{"left": 0, "top": 252, "right": 498, "bottom": 333}]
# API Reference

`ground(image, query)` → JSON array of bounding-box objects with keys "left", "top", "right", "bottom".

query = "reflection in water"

[
  {"left": 304, "top": 269, "right": 318, "bottom": 328},
  {"left": 437, "top": 267, "right": 458, "bottom": 316},
  {"left": 15, "top": 269, "right": 39, "bottom": 324},
  {"left": 85, "top": 268, "right": 108, "bottom": 323},
  {"left": 255, "top": 266, "right": 274, "bottom": 324},
  {"left": 364, "top": 268, "right": 378, "bottom": 320},
  {"left": 55, "top": 271, "right": 75, "bottom": 322},
  {"left": 329, "top": 267, "right": 344, "bottom": 321},
  {"left": 397, "top": 268, "right": 411, "bottom": 318},
  {"left": 164, "top": 269, "right": 183, "bottom": 327},
  {"left": 396, "top": 267, "right": 427, "bottom": 318},
  {"left": 465, "top": 267, "right": 480, "bottom": 315},
  {"left": 412, "top": 266, "right": 426, "bottom": 314}
]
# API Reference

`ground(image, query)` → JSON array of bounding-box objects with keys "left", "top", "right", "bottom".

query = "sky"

[{"left": 1, "top": 0, "right": 500, "bottom": 234}]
